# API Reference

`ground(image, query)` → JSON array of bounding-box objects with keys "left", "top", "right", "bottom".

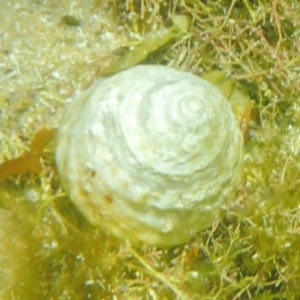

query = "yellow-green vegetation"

[{"left": 1, "top": 0, "right": 300, "bottom": 299}]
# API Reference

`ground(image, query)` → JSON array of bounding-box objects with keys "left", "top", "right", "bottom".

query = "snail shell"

[{"left": 55, "top": 65, "right": 243, "bottom": 247}]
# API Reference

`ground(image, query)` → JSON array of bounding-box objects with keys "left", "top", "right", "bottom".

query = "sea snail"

[{"left": 55, "top": 65, "right": 243, "bottom": 247}]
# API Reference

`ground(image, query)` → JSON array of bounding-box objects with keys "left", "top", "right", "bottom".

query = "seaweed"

[{"left": 0, "top": 128, "right": 55, "bottom": 181}]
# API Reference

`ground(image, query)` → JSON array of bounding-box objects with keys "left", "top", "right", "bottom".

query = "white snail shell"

[{"left": 55, "top": 65, "right": 243, "bottom": 247}]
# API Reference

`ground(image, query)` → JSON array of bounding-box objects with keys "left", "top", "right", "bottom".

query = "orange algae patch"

[
  {"left": 238, "top": 101, "right": 257, "bottom": 141},
  {"left": 0, "top": 128, "right": 56, "bottom": 180}
]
